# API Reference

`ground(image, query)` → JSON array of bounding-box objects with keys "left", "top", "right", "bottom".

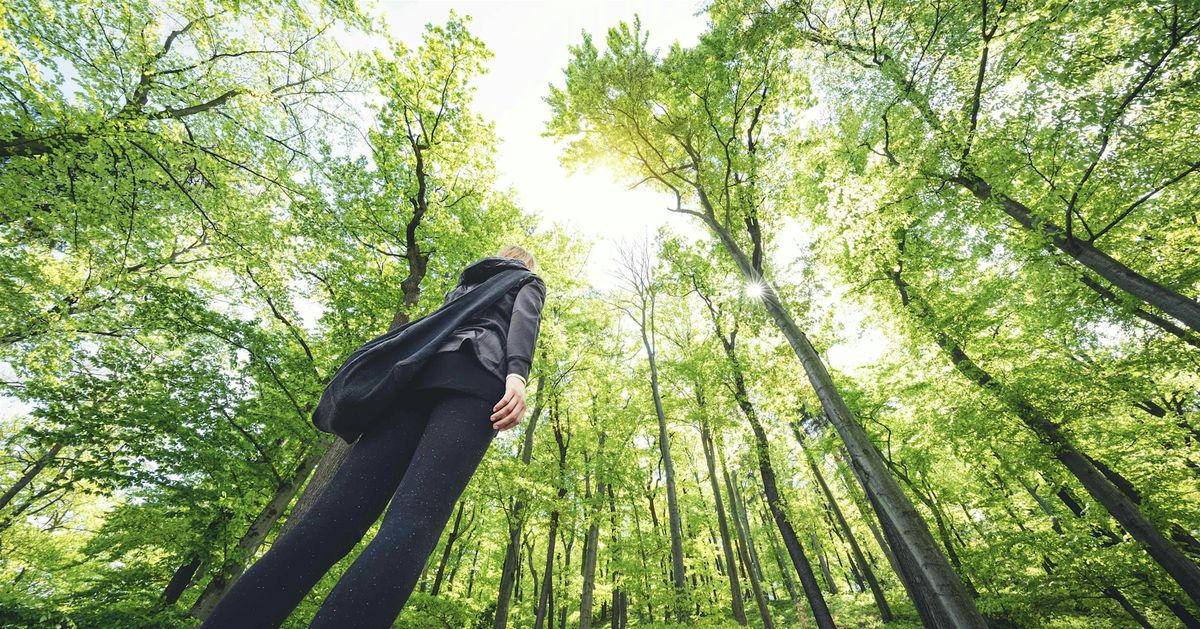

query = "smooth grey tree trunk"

[
  {"left": 641, "top": 324, "right": 688, "bottom": 620},
  {"left": 792, "top": 421, "right": 892, "bottom": 621},
  {"left": 700, "top": 420, "right": 749, "bottom": 625},
  {"left": 720, "top": 446, "right": 775, "bottom": 629}
]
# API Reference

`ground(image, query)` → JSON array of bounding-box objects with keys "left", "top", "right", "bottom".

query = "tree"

[{"left": 545, "top": 13, "right": 987, "bottom": 628}]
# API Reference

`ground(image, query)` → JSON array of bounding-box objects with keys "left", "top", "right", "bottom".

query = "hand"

[{"left": 491, "top": 375, "right": 527, "bottom": 431}]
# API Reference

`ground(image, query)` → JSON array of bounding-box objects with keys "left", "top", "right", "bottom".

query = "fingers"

[
  {"left": 491, "top": 392, "right": 519, "bottom": 421},
  {"left": 492, "top": 400, "right": 526, "bottom": 431},
  {"left": 493, "top": 388, "right": 514, "bottom": 413}
]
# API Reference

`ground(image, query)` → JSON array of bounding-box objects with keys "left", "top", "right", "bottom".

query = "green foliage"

[{"left": 2, "top": 0, "right": 1197, "bottom": 627}]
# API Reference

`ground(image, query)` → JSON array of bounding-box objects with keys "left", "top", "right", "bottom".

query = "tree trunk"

[
  {"left": 758, "top": 499, "right": 805, "bottom": 618},
  {"left": 721, "top": 447, "right": 775, "bottom": 629},
  {"left": 0, "top": 442, "right": 63, "bottom": 512},
  {"left": 640, "top": 325, "right": 688, "bottom": 620},
  {"left": 951, "top": 171, "right": 1200, "bottom": 333},
  {"left": 700, "top": 420, "right": 749, "bottom": 625},
  {"left": 536, "top": 407, "right": 570, "bottom": 629},
  {"left": 792, "top": 420, "right": 892, "bottom": 621},
  {"left": 275, "top": 438, "right": 350, "bottom": 540},
  {"left": 698, "top": 212, "right": 986, "bottom": 628},
  {"left": 709, "top": 322, "right": 834, "bottom": 627},
  {"left": 162, "top": 557, "right": 203, "bottom": 606},
  {"left": 162, "top": 510, "right": 232, "bottom": 604},
  {"left": 831, "top": 42, "right": 1200, "bottom": 334},
  {"left": 494, "top": 382, "right": 548, "bottom": 629},
  {"left": 190, "top": 439, "right": 328, "bottom": 619},
  {"left": 431, "top": 501, "right": 468, "bottom": 596},
  {"left": 812, "top": 533, "right": 838, "bottom": 595},
  {"left": 581, "top": 481, "right": 605, "bottom": 629},
  {"left": 607, "top": 484, "right": 628, "bottom": 629}
]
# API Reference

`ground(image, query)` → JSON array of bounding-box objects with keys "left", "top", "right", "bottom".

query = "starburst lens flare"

[{"left": 745, "top": 281, "right": 765, "bottom": 298}]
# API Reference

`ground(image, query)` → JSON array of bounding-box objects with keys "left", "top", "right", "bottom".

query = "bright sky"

[{"left": 375, "top": 0, "right": 712, "bottom": 291}]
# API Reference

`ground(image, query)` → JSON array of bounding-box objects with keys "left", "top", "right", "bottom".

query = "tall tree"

[
  {"left": 546, "top": 14, "right": 987, "bottom": 628},
  {"left": 611, "top": 239, "right": 689, "bottom": 620}
]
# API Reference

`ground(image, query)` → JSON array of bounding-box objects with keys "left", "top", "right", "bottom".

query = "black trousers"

[{"left": 199, "top": 355, "right": 502, "bottom": 628}]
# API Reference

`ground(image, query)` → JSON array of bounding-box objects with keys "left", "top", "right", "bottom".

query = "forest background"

[{"left": 1, "top": 0, "right": 1198, "bottom": 627}]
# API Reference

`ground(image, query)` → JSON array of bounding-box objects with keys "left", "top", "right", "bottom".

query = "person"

[{"left": 199, "top": 245, "right": 547, "bottom": 628}]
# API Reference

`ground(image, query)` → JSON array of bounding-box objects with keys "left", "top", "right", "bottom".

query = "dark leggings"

[{"left": 199, "top": 387, "right": 499, "bottom": 628}]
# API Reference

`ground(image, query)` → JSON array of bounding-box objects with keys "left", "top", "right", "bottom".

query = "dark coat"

[
  {"left": 433, "top": 261, "right": 547, "bottom": 382},
  {"left": 312, "top": 258, "right": 545, "bottom": 443}
]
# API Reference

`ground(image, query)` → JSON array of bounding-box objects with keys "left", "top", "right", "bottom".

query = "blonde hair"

[{"left": 497, "top": 244, "right": 539, "bottom": 273}]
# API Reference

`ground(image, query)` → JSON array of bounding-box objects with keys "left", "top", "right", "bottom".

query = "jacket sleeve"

[{"left": 505, "top": 280, "right": 546, "bottom": 381}]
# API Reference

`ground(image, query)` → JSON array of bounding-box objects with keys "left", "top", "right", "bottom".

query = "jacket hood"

[{"left": 456, "top": 256, "right": 530, "bottom": 286}]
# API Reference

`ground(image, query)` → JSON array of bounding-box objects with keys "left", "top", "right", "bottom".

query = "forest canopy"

[{"left": 0, "top": 0, "right": 1197, "bottom": 627}]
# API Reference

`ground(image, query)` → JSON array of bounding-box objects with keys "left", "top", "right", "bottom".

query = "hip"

[{"left": 412, "top": 347, "right": 505, "bottom": 401}]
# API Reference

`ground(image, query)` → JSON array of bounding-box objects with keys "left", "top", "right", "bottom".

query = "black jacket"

[
  {"left": 435, "top": 258, "right": 547, "bottom": 382},
  {"left": 311, "top": 258, "right": 544, "bottom": 443}
]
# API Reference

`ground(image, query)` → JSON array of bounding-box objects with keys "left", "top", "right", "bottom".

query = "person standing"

[{"left": 199, "top": 245, "right": 546, "bottom": 628}]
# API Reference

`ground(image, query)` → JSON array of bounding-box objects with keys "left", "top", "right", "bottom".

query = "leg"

[
  {"left": 308, "top": 391, "right": 498, "bottom": 628},
  {"left": 200, "top": 397, "right": 436, "bottom": 629}
]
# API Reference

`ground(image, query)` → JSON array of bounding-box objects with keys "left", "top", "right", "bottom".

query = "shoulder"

[{"left": 519, "top": 275, "right": 547, "bottom": 299}]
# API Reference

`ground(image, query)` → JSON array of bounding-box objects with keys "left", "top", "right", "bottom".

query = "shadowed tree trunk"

[
  {"left": 756, "top": 498, "right": 805, "bottom": 618},
  {"left": 431, "top": 501, "right": 472, "bottom": 596},
  {"left": 162, "top": 509, "right": 233, "bottom": 605},
  {"left": 607, "top": 484, "right": 628, "bottom": 629},
  {"left": 1002, "top": 460, "right": 1156, "bottom": 628},
  {"left": 792, "top": 419, "right": 892, "bottom": 621},
  {"left": 535, "top": 399, "right": 570, "bottom": 629},
  {"left": 691, "top": 279, "right": 834, "bottom": 628},
  {"left": 580, "top": 437, "right": 607, "bottom": 629},
  {"left": 494, "top": 374, "right": 550, "bottom": 629},
  {"left": 0, "top": 442, "right": 63, "bottom": 513}
]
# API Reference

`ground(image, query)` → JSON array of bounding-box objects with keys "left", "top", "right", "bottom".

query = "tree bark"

[
  {"left": 951, "top": 171, "right": 1200, "bottom": 334},
  {"left": 162, "top": 510, "right": 232, "bottom": 605},
  {"left": 641, "top": 323, "right": 688, "bottom": 620},
  {"left": 0, "top": 442, "right": 63, "bottom": 512},
  {"left": 494, "top": 381, "right": 548, "bottom": 629},
  {"left": 535, "top": 405, "right": 570, "bottom": 629},
  {"left": 792, "top": 420, "right": 892, "bottom": 621},
  {"left": 800, "top": 34, "right": 1200, "bottom": 335},
  {"left": 580, "top": 480, "right": 605, "bottom": 629},
  {"left": 693, "top": 278, "right": 833, "bottom": 627},
  {"left": 430, "top": 501, "right": 468, "bottom": 596}
]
